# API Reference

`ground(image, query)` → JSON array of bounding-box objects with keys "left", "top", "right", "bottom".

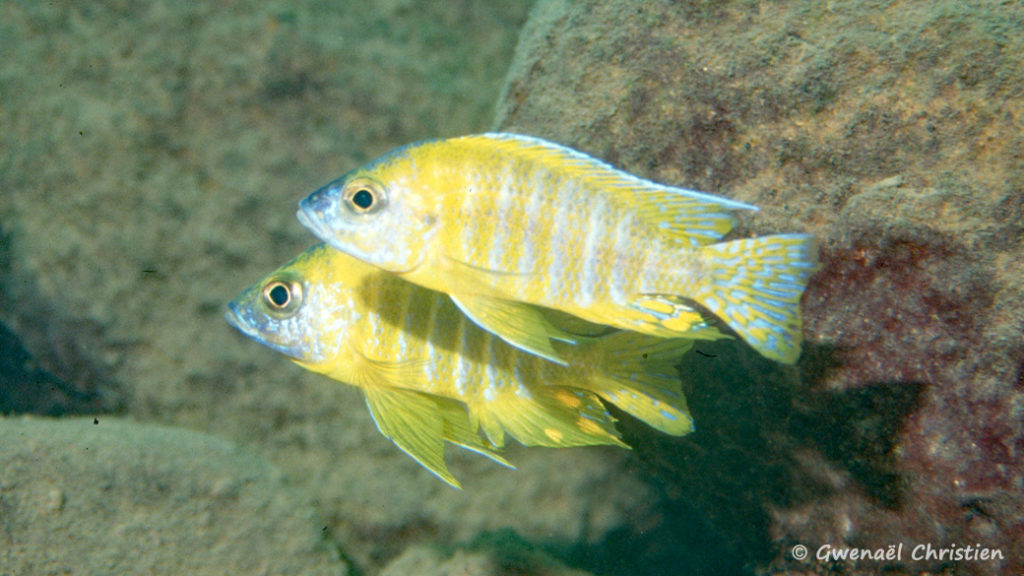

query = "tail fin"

[
  {"left": 694, "top": 234, "right": 818, "bottom": 364},
  {"left": 582, "top": 332, "right": 695, "bottom": 436}
]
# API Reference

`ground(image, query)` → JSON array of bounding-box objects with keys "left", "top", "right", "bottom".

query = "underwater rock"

[
  {"left": 1, "top": 2, "right": 651, "bottom": 575},
  {"left": 0, "top": 416, "right": 347, "bottom": 575},
  {"left": 498, "top": 1, "right": 1024, "bottom": 574},
  {"left": 379, "top": 542, "right": 597, "bottom": 576}
]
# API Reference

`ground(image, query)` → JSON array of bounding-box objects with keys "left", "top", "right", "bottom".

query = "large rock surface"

[
  {"left": 497, "top": 1, "right": 1023, "bottom": 575},
  {"left": 0, "top": 416, "right": 346, "bottom": 575},
  {"left": 378, "top": 543, "right": 598, "bottom": 576},
  {"left": 0, "top": 2, "right": 668, "bottom": 576}
]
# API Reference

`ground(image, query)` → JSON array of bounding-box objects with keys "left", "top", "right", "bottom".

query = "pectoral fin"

[
  {"left": 542, "top": 307, "right": 616, "bottom": 338},
  {"left": 362, "top": 385, "right": 461, "bottom": 488},
  {"left": 450, "top": 294, "right": 576, "bottom": 366}
]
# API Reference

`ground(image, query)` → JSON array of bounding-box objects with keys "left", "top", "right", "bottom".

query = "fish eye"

[
  {"left": 267, "top": 283, "right": 290, "bottom": 307},
  {"left": 343, "top": 178, "right": 386, "bottom": 215},
  {"left": 352, "top": 189, "right": 374, "bottom": 210},
  {"left": 261, "top": 275, "right": 303, "bottom": 316}
]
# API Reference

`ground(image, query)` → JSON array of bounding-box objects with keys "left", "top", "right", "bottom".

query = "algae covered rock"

[
  {"left": 497, "top": 1, "right": 1024, "bottom": 574},
  {"left": 0, "top": 416, "right": 347, "bottom": 576},
  {"left": 379, "top": 542, "right": 598, "bottom": 576}
]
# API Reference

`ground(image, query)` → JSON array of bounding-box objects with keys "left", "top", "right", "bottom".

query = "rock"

[
  {"left": 0, "top": 416, "right": 347, "bottom": 575},
  {"left": 0, "top": 3, "right": 659, "bottom": 575},
  {"left": 497, "top": 1, "right": 1024, "bottom": 574},
  {"left": 379, "top": 541, "right": 597, "bottom": 576}
]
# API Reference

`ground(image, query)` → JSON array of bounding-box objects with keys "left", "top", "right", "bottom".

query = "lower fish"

[{"left": 226, "top": 243, "right": 694, "bottom": 488}]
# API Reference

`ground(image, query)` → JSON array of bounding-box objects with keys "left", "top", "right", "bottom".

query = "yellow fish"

[
  {"left": 297, "top": 133, "right": 818, "bottom": 365},
  {"left": 226, "top": 243, "right": 694, "bottom": 488}
]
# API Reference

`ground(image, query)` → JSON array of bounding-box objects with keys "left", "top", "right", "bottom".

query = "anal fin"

[
  {"left": 583, "top": 331, "right": 696, "bottom": 436},
  {"left": 480, "top": 386, "right": 628, "bottom": 449}
]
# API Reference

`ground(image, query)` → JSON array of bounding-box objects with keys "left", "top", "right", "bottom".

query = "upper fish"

[
  {"left": 297, "top": 133, "right": 818, "bottom": 365},
  {"left": 225, "top": 243, "right": 694, "bottom": 488}
]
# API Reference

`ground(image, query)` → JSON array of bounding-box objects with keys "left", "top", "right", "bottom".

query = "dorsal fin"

[{"left": 461, "top": 133, "right": 759, "bottom": 246}]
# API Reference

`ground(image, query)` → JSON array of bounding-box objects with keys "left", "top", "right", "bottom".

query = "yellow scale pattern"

[
  {"left": 227, "top": 244, "right": 695, "bottom": 488},
  {"left": 298, "top": 133, "right": 818, "bottom": 364}
]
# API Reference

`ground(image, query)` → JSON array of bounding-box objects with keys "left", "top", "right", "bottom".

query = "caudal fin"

[{"left": 694, "top": 234, "right": 818, "bottom": 364}]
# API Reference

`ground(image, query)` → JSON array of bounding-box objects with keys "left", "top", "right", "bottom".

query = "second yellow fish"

[
  {"left": 226, "top": 243, "right": 694, "bottom": 488},
  {"left": 298, "top": 133, "right": 817, "bottom": 365}
]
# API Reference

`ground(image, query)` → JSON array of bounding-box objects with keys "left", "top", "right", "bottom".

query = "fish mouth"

[
  {"left": 297, "top": 197, "right": 336, "bottom": 243},
  {"left": 224, "top": 302, "right": 311, "bottom": 362},
  {"left": 224, "top": 303, "right": 258, "bottom": 339}
]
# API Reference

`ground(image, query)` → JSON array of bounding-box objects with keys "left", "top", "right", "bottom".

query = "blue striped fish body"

[
  {"left": 298, "top": 133, "right": 818, "bottom": 364},
  {"left": 226, "top": 243, "right": 693, "bottom": 487}
]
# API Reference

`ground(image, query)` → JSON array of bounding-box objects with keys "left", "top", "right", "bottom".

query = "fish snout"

[
  {"left": 224, "top": 302, "right": 255, "bottom": 337},
  {"left": 297, "top": 192, "right": 336, "bottom": 241}
]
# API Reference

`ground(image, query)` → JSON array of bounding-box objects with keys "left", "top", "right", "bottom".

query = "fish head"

[
  {"left": 297, "top": 166, "right": 434, "bottom": 274},
  {"left": 225, "top": 245, "right": 356, "bottom": 367}
]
